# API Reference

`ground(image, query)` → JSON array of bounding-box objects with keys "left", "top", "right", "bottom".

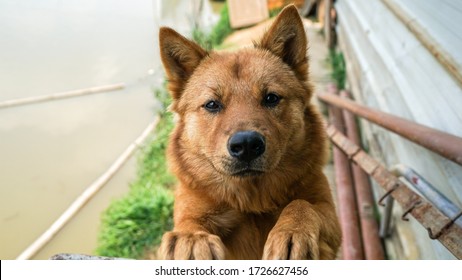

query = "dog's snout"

[{"left": 227, "top": 131, "right": 265, "bottom": 162}]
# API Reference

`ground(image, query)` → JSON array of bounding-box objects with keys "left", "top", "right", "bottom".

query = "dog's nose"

[{"left": 227, "top": 131, "right": 266, "bottom": 162}]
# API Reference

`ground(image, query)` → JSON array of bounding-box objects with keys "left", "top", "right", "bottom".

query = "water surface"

[{"left": 0, "top": 0, "right": 212, "bottom": 259}]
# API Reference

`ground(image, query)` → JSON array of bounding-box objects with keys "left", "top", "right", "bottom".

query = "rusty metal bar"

[
  {"left": 327, "top": 84, "right": 364, "bottom": 259},
  {"left": 340, "top": 90, "right": 385, "bottom": 260},
  {"left": 317, "top": 92, "right": 462, "bottom": 166},
  {"left": 326, "top": 124, "right": 462, "bottom": 259},
  {"left": 391, "top": 164, "right": 462, "bottom": 229}
]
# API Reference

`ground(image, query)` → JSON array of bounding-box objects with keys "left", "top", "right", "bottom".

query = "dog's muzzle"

[{"left": 227, "top": 131, "right": 266, "bottom": 163}]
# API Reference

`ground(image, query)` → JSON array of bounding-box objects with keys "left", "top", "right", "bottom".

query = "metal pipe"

[
  {"left": 317, "top": 92, "right": 462, "bottom": 166},
  {"left": 327, "top": 84, "right": 364, "bottom": 259},
  {"left": 340, "top": 90, "right": 385, "bottom": 259},
  {"left": 391, "top": 164, "right": 462, "bottom": 229},
  {"left": 326, "top": 124, "right": 462, "bottom": 259}
]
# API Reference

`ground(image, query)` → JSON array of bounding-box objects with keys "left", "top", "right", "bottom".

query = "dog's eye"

[
  {"left": 263, "top": 92, "right": 281, "bottom": 107},
  {"left": 204, "top": 100, "right": 222, "bottom": 113}
]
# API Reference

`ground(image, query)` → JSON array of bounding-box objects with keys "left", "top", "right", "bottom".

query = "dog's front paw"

[
  {"left": 158, "top": 231, "right": 226, "bottom": 260},
  {"left": 263, "top": 226, "right": 320, "bottom": 260}
]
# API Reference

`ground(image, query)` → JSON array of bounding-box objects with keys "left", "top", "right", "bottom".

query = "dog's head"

[{"left": 159, "top": 5, "right": 317, "bottom": 183}]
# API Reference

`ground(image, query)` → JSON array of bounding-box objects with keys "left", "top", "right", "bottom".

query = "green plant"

[
  {"left": 209, "top": 3, "right": 232, "bottom": 47},
  {"left": 327, "top": 49, "right": 346, "bottom": 90},
  {"left": 269, "top": 7, "right": 283, "bottom": 18},
  {"left": 192, "top": 28, "right": 213, "bottom": 50},
  {"left": 95, "top": 86, "right": 175, "bottom": 259},
  {"left": 193, "top": 3, "right": 233, "bottom": 49}
]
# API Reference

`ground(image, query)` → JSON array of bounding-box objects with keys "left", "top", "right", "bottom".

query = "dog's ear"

[
  {"left": 159, "top": 27, "right": 207, "bottom": 99},
  {"left": 257, "top": 5, "right": 308, "bottom": 81}
]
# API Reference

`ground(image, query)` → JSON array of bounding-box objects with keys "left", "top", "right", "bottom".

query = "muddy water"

[{"left": 0, "top": 0, "right": 217, "bottom": 259}]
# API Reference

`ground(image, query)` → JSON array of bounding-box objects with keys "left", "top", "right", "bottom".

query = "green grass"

[
  {"left": 95, "top": 86, "right": 175, "bottom": 259},
  {"left": 193, "top": 3, "right": 233, "bottom": 49},
  {"left": 327, "top": 49, "right": 346, "bottom": 90},
  {"left": 193, "top": 3, "right": 281, "bottom": 50}
]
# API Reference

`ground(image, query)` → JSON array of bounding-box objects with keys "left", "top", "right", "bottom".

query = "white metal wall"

[{"left": 336, "top": 0, "right": 462, "bottom": 260}]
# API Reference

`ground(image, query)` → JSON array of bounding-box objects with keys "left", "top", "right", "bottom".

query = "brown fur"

[{"left": 157, "top": 5, "right": 341, "bottom": 260}]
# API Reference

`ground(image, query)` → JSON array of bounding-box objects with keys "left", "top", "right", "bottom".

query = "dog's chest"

[{"left": 221, "top": 212, "right": 279, "bottom": 259}]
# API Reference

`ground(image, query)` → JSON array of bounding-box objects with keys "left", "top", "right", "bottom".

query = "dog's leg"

[
  {"left": 263, "top": 199, "right": 322, "bottom": 259},
  {"left": 158, "top": 229, "right": 226, "bottom": 260},
  {"left": 158, "top": 186, "right": 239, "bottom": 260},
  {"left": 263, "top": 196, "right": 340, "bottom": 260}
]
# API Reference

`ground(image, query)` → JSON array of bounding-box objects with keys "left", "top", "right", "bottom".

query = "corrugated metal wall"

[{"left": 336, "top": 0, "right": 462, "bottom": 259}]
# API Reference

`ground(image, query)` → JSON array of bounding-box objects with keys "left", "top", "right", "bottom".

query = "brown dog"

[{"left": 157, "top": 5, "right": 341, "bottom": 260}]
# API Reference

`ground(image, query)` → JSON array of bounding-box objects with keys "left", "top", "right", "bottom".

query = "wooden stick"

[
  {"left": 0, "top": 83, "right": 125, "bottom": 109},
  {"left": 16, "top": 117, "right": 160, "bottom": 260}
]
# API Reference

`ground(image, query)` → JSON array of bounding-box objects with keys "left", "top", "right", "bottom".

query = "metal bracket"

[
  {"left": 427, "top": 211, "right": 462, "bottom": 240},
  {"left": 401, "top": 200, "right": 422, "bottom": 221},
  {"left": 378, "top": 182, "right": 400, "bottom": 206}
]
